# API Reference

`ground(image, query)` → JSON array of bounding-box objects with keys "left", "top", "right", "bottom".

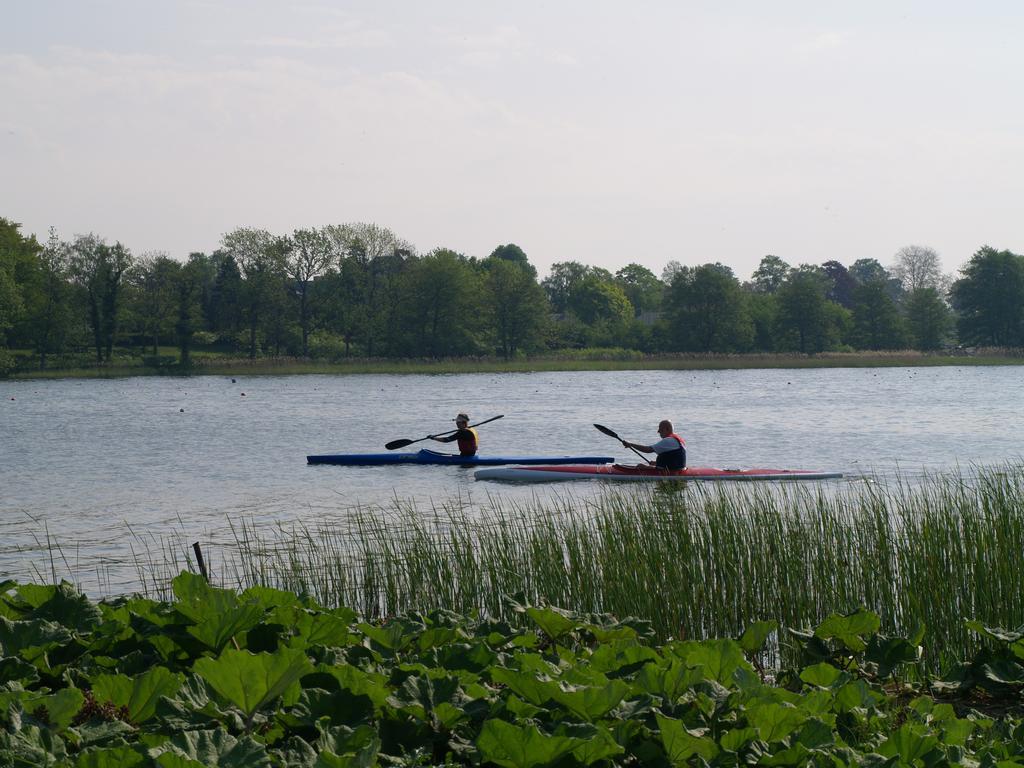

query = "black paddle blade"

[
  {"left": 593, "top": 423, "right": 620, "bottom": 440},
  {"left": 385, "top": 438, "right": 414, "bottom": 450}
]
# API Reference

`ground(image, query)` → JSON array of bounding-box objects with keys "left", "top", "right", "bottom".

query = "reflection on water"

[{"left": 2, "top": 366, "right": 1022, "bottom": 593}]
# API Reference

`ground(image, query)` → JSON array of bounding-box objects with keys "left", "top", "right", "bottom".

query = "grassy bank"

[
  {"left": 8, "top": 347, "right": 1024, "bottom": 379},
  {"left": 159, "top": 466, "right": 1024, "bottom": 672}
]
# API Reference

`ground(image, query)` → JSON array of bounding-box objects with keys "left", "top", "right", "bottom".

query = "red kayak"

[{"left": 474, "top": 464, "right": 843, "bottom": 482}]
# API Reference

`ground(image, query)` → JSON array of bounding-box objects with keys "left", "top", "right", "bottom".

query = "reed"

[{"left": 208, "top": 466, "right": 1024, "bottom": 667}]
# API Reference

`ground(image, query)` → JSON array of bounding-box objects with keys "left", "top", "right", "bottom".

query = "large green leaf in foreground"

[
  {"left": 90, "top": 667, "right": 184, "bottom": 723},
  {"left": 172, "top": 572, "right": 267, "bottom": 652},
  {"left": 193, "top": 646, "right": 313, "bottom": 720},
  {"left": 476, "top": 719, "right": 587, "bottom": 768}
]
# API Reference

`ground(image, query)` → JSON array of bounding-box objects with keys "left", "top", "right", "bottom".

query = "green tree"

[
  {"left": 175, "top": 255, "right": 208, "bottom": 367},
  {"left": 287, "top": 227, "right": 335, "bottom": 357},
  {"left": 0, "top": 219, "right": 43, "bottom": 367},
  {"left": 750, "top": 255, "right": 790, "bottom": 294},
  {"left": 485, "top": 256, "right": 548, "bottom": 359},
  {"left": 745, "top": 291, "right": 778, "bottom": 351},
  {"left": 950, "top": 246, "right": 1024, "bottom": 346},
  {"left": 221, "top": 228, "right": 288, "bottom": 358},
  {"left": 775, "top": 265, "right": 831, "bottom": 353},
  {"left": 572, "top": 275, "right": 633, "bottom": 326},
  {"left": 488, "top": 243, "right": 536, "bottom": 277},
  {"left": 850, "top": 280, "right": 907, "bottom": 350},
  {"left": 130, "top": 252, "right": 179, "bottom": 354},
  {"left": 850, "top": 258, "right": 904, "bottom": 302},
  {"left": 849, "top": 258, "right": 889, "bottom": 284},
  {"left": 614, "top": 263, "right": 664, "bottom": 316},
  {"left": 542, "top": 261, "right": 591, "bottom": 315},
  {"left": 208, "top": 252, "right": 243, "bottom": 338},
  {"left": 396, "top": 249, "right": 485, "bottom": 357},
  {"left": 20, "top": 228, "right": 72, "bottom": 369},
  {"left": 68, "top": 234, "right": 133, "bottom": 362},
  {"left": 665, "top": 263, "right": 751, "bottom": 352},
  {"left": 324, "top": 223, "right": 414, "bottom": 357},
  {"left": 905, "top": 287, "right": 952, "bottom": 351}
]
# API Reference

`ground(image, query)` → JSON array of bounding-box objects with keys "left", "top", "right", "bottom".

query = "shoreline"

[{"left": 8, "top": 349, "right": 1024, "bottom": 379}]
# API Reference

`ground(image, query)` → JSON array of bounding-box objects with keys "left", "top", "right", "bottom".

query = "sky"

[{"left": 2, "top": 1, "right": 1022, "bottom": 281}]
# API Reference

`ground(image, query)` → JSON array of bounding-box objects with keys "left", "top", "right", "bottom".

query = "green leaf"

[
  {"left": 834, "top": 679, "right": 880, "bottom": 713},
  {"left": 18, "top": 583, "right": 102, "bottom": 633},
  {"left": 292, "top": 613, "right": 354, "bottom": 649},
  {"left": 388, "top": 672, "right": 461, "bottom": 724},
  {"left": 794, "top": 718, "right": 834, "bottom": 749},
  {"left": 739, "top": 620, "right": 778, "bottom": 654},
  {"left": 719, "top": 727, "right": 757, "bottom": 752},
  {"left": 193, "top": 646, "right": 313, "bottom": 720},
  {"left": 865, "top": 635, "right": 920, "bottom": 677},
  {"left": 982, "top": 659, "right": 1024, "bottom": 687},
  {"left": 679, "top": 639, "right": 752, "bottom": 686},
  {"left": 0, "top": 687, "right": 85, "bottom": 731},
  {"left": 633, "top": 660, "right": 704, "bottom": 700},
  {"left": 316, "top": 664, "right": 391, "bottom": 709},
  {"left": 0, "top": 656, "right": 39, "bottom": 685},
  {"left": 655, "top": 714, "right": 718, "bottom": 765},
  {"left": 91, "top": 667, "right": 184, "bottom": 723},
  {"left": 588, "top": 641, "right": 659, "bottom": 675},
  {"left": 878, "top": 724, "right": 940, "bottom": 763},
  {"left": 283, "top": 687, "right": 374, "bottom": 729},
  {"left": 172, "top": 573, "right": 267, "bottom": 653},
  {"left": 525, "top": 606, "right": 577, "bottom": 640},
  {"left": 799, "top": 662, "right": 844, "bottom": 688},
  {"left": 477, "top": 719, "right": 586, "bottom": 768},
  {"left": 357, "top": 621, "right": 417, "bottom": 653},
  {"left": 0, "top": 616, "right": 73, "bottom": 661},
  {"left": 814, "top": 610, "right": 881, "bottom": 653},
  {"left": 965, "top": 620, "right": 1023, "bottom": 644},
  {"left": 153, "top": 729, "right": 272, "bottom": 767},
  {"left": 74, "top": 744, "right": 147, "bottom": 768},
  {"left": 314, "top": 724, "right": 380, "bottom": 768},
  {"left": 505, "top": 694, "right": 543, "bottom": 719},
  {"left": 566, "top": 724, "right": 624, "bottom": 766},
  {"left": 0, "top": 725, "right": 68, "bottom": 766},
  {"left": 746, "top": 702, "right": 807, "bottom": 742},
  {"left": 154, "top": 754, "right": 207, "bottom": 768},
  {"left": 489, "top": 667, "right": 555, "bottom": 706},
  {"left": 548, "top": 679, "right": 630, "bottom": 721}
]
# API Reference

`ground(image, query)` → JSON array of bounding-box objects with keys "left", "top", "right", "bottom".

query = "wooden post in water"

[{"left": 192, "top": 541, "right": 209, "bottom": 582}]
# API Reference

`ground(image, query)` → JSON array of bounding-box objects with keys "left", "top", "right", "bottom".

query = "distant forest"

[{"left": 2, "top": 217, "right": 1023, "bottom": 374}]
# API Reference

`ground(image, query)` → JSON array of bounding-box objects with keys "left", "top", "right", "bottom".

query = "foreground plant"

[{"left": 2, "top": 574, "right": 1024, "bottom": 766}]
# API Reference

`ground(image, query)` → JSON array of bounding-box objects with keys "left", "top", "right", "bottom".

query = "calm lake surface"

[{"left": 2, "top": 367, "right": 1022, "bottom": 593}]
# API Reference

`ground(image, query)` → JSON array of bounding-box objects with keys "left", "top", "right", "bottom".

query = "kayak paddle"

[
  {"left": 385, "top": 414, "right": 505, "bottom": 450},
  {"left": 593, "top": 423, "right": 653, "bottom": 464}
]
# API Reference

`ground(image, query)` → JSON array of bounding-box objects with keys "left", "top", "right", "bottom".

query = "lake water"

[{"left": 2, "top": 367, "right": 1022, "bottom": 593}]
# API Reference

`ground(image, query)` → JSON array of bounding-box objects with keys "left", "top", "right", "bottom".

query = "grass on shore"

[
  {"left": 9, "top": 347, "right": 1024, "bottom": 379},
  {"left": 119, "top": 464, "right": 1024, "bottom": 672}
]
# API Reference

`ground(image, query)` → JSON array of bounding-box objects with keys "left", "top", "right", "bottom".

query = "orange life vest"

[{"left": 457, "top": 427, "right": 479, "bottom": 456}]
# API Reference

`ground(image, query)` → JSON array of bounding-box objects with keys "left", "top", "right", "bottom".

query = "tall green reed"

[{"left": 219, "top": 465, "right": 1024, "bottom": 668}]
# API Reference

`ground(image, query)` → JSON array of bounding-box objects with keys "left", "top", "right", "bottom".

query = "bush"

[
  {"left": 142, "top": 355, "right": 178, "bottom": 369},
  {"left": 0, "top": 348, "right": 13, "bottom": 378}
]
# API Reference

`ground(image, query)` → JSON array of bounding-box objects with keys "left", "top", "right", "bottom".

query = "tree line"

[{"left": 1, "top": 216, "right": 1023, "bottom": 374}]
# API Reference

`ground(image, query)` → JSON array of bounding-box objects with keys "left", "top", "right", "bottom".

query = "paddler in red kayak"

[
  {"left": 429, "top": 413, "right": 479, "bottom": 457},
  {"left": 620, "top": 420, "right": 686, "bottom": 470}
]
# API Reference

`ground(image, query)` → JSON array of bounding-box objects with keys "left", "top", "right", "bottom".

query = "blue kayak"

[{"left": 307, "top": 449, "right": 616, "bottom": 466}]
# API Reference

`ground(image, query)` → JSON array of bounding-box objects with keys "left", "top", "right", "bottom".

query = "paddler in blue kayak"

[
  {"left": 620, "top": 420, "right": 686, "bottom": 470},
  {"left": 429, "top": 413, "right": 479, "bottom": 457}
]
